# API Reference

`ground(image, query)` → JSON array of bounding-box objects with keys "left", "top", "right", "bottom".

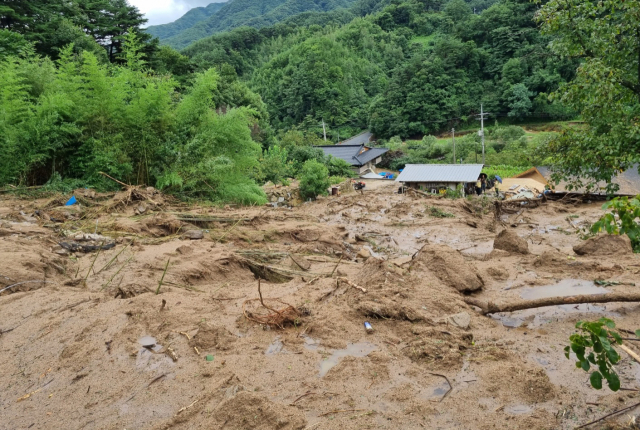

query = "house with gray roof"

[
  {"left": 315, "top": 144, "right": 388, "bottom": 174},
  {"left": 396, "top": 164, "right": 484, "bottom": 195}
]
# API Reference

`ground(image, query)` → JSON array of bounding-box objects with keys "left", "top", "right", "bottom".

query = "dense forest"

[
  {"left": 149, "top": 0, "right": 360, "bottom": 50},
  {"left": 1, "top": 0, "right": 638, "bottom": 199}
]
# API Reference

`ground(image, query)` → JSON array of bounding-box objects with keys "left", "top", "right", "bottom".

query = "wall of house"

[{"left": 404, "top": 182, "right": 461, "bottom": 193}]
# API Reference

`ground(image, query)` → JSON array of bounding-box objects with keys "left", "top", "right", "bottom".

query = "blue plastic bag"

[{"left": 65, "top": 196, "right": 77, "bottom": 206}]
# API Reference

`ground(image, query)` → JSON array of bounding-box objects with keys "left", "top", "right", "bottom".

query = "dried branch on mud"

[
  {"left": 465, "top": 292, "right": 640, "bottom": 315},
  {"left": 243, "top": 279, "right": 300, "bottom": 328},
  {"left": 0, "top": 280, "right": 54, "bottom": 294}
]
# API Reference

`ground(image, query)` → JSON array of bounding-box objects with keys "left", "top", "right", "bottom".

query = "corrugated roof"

[
  {"left": 395, "top": 164, "right": 484, "bottom": 183},
  {"left": 315, "top": 145, "right": 388, "bottom": 167}
]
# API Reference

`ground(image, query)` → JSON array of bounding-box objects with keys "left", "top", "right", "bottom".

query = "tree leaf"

[{"left": 590, "top": 371, "right": 603, "bottom": 390}]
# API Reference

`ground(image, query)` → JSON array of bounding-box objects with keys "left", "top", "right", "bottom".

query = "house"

[
  {"left": 512, "top": 167, "right": 548, "bottom": 185},
  {"left": 395, "top": 164, "right": 484, "bottom": 194},
  {"left": 536, "top": 165, "right": 640, "bottom": 196},
  {"left": 315, "top": 144, "right": 388, "bottom": 174}
]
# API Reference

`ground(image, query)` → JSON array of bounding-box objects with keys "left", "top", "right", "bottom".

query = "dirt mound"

[
  {"left": 413, "top": 244, "right": 484, "bottom": 293},
  {"left": 485, "top": 266, "right": 509, "bottom": 280},
  {"left": 212, "top": 391, "right": 306, "bottom": 430},
  {"left": 190, "top": 324, "right": 236, "bottom": 351},
  {"left": 355, "top": 296, "right": 423, "bottom": 321},
  {"left": 493, "top": 229, "right": 529, "bottom": 254},
  {"left": 533, "top": 249, "right": 569, "bottom": 272},
  {"left": 573, "top": 234, "right": 633, "bottom": 256}
]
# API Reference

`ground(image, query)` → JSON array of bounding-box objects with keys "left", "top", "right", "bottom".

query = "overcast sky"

[{"left": 129, "top": 0, "right": 218, "bottom": 27}]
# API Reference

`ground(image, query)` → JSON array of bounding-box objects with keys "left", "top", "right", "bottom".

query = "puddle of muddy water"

[
  {"left": 505, "top": 404, "right": 534, "bottom": 415},
  {"left": 302, "top": 335, "right": 320, "bottom": 351},
  {"left": 492, "top": 280, "right": 613, "bottom": 328},
  {"left": 520, "top": 279, "right": 609, "bottom": 300},
  {"left": 265, "top": 336, "right": 284, "bottom": 355},
  {"left": 318, "top": 342, "right": 377, "bottom": 377}
]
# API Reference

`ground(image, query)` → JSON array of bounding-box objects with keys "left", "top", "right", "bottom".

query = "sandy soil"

[{"left": 1, "top": 182, "right": 640, "bottom": 430}]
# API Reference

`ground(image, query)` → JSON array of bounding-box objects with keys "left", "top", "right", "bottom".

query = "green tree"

[
  {"left": 537, "top": 0, "right": 640, "bottom": 191},
  {"left": 298, "top": 159, "right": 330, "bottom": 199}
]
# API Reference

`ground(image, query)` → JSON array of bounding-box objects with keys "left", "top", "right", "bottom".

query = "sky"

[{"left": 128, "top": 0, "right": 218, "bottom": 27}]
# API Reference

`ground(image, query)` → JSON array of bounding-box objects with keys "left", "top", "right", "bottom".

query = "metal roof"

[
  {"left": 339, "top": 131, "right": 372, "bottom": 146},
  {"left": 395, "top": 164, "right": 484, "bottom": 183},
  {"left": 315, "top": 145, "right": 388, "bottom": 167}
]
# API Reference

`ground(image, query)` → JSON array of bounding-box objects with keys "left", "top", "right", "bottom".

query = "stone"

[
  {"left": 573, "top": 234, "right": 633, "bottom": 256},
  {"left": 493, "top": 229, "right": 529, "bottom": 254},
  {"left": 176, "top": 245, "right": 193, "bottom": 255},
  {"left": 357, "top": 248, "right": 371, "bottom": 259},
  {"left": 183, "top": 230, "right": 204, "bottom": 240},
  {"left": 448, "top": 312, "right": 471, "bottom": 329},
  {"left": 391, "top": 256, "right": 412, "bottom": 267}
]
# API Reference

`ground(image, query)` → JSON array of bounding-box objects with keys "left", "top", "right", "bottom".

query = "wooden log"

[{"left": 464, "top": 292, "right": 640, "bottom": 315}]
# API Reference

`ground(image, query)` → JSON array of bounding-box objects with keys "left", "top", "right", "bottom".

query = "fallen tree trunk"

[{"left": 465, "top": 292, "right": 640, "bottom": 315}]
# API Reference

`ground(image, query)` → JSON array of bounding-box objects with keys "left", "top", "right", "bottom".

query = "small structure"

[
  {"left": 512, "top": 167, "right": 548, "bottom": 185},
  {"left": 536, "top": 165, "right": 640, "bottom": 196},
  {"left": 315, "top": 144, "right": 388, "bottom": 174},
  {"left": 337, "top": 131, "right": 373, "bottom": 146},
  {"left": 395, "top": 164, "right": 484, "bottom": 194}
]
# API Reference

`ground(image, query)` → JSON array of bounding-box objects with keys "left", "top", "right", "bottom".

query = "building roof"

[
  {"left": 537, "top": 165, "right": 640, "bottom": 195},
  {"left": 315, "top": 144, "right": 388, "bottom": 167},
  {"left": 395, "top": 164, "right": 484, "bottom": 183},
  {"left": 338, "top": 131, "right": 372, "bottom": 146}
]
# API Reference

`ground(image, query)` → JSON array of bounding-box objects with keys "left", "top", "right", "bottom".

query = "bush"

[
  {"left": 298, "top": 159, "right": 330, "bottom": 200},
  {"left": 591, "top": 196, "right": 640, "bottom": 252},
  {"left": 326, "top": 156, "right": 355, "bottom": 178}
]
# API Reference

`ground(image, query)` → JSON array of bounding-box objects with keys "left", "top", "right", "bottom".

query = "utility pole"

[
  {"left": 322, "top": 119, "right": 327, "bottom": 142},
  {"left": 476, "top": 104, "right": 490, "bottom": 165},
  {"left": 451, "top": 128, "right": 455, "bottom": 163}
]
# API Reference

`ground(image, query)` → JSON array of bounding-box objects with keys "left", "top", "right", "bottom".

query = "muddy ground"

[{"left": 1, "top": 180, "right": 640, "bottom": 430}]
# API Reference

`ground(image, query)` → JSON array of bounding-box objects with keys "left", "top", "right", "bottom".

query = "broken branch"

[{"left": 464, "top": 292, "right": 640, "bottom": 315}]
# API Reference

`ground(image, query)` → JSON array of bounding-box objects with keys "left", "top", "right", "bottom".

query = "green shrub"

[
  {"left": 298, "top": 159, "right": 330, "bottom": 200},
  {"left": 591, "top": 196, "right": 640, "bottom": 252}
]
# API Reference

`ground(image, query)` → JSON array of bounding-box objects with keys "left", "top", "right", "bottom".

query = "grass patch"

[{"left": 427, "top": 206, "right": 454, "bottom": 218}]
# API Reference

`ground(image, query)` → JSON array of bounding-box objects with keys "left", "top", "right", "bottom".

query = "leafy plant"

[
  {"left": 565, "top": 318, "right": 627, "bottom": 391},
  {"left": 427, "top": 206, "right": 454, "bottom": 218},
  {"left": 590, "top": 196, "right": 640, "bottom": 252},
  {"left": 298, "top": 159, "right": 330, "bottom": 200}
]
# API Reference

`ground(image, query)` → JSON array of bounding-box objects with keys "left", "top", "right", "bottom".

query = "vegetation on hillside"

[
  {"left": 145, "top": 2, "right": 227, "bottom": 41},
  {"left": 159, "top": 0, "right": 360, "bottom": 49},
  {"left": 181, "top": 0, "right": 576, "bottom": 140}
]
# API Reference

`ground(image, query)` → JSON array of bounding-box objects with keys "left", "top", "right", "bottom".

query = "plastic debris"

[
  {"left": 205, "top": 354, "right": 214, "bottom": 362},
  {"left": 364, "top": 322, "right": 373, "bottom": 333},
  {"left": 65, "top": 196, "right": 77, "bottom": 206}
]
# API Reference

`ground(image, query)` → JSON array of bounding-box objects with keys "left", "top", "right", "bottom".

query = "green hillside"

[
  {"left": 182, "top": 0, "right": 577, "bottom": 139},
  {"left": 145, "top": 1, "right": 227, "bottom": 40},
  {"left": 161, "top": 0, "right": 359, "bottom": 49}
]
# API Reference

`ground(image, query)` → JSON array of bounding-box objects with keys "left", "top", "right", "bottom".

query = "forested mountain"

[
  {"left": 182, "top": 0, "right": 576, "bottom": 139},
  {"left": 157, "top": 0, "right": 360, "bottom": 49},
  {"left": 145, "top": 1, "right": 227, "bottom": 41},
  {"left": 3, "top": 0, "right": 627, "bottom": 200}
]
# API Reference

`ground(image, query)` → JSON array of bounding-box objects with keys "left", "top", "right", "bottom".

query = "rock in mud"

[
  {"left": 486, "top": 266, "right": 508, "bottom": 280},
  {"left": 573, "top": 234, "right": 633, "bottom": 256},
  {"left": 357, "top": 247, "right": 371, "bottom": 259},
  {"left": 493, "top": 229, "right": 529, "bottom": 254},
  {"left": 448, "top": 312, "right": 471, "bottom": 329},
  {"left": 414, "top": 244, "right": 484, "bottom": 293},
  {"left": 182, "top": 229, "right": 204, "bottom": 240}
]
